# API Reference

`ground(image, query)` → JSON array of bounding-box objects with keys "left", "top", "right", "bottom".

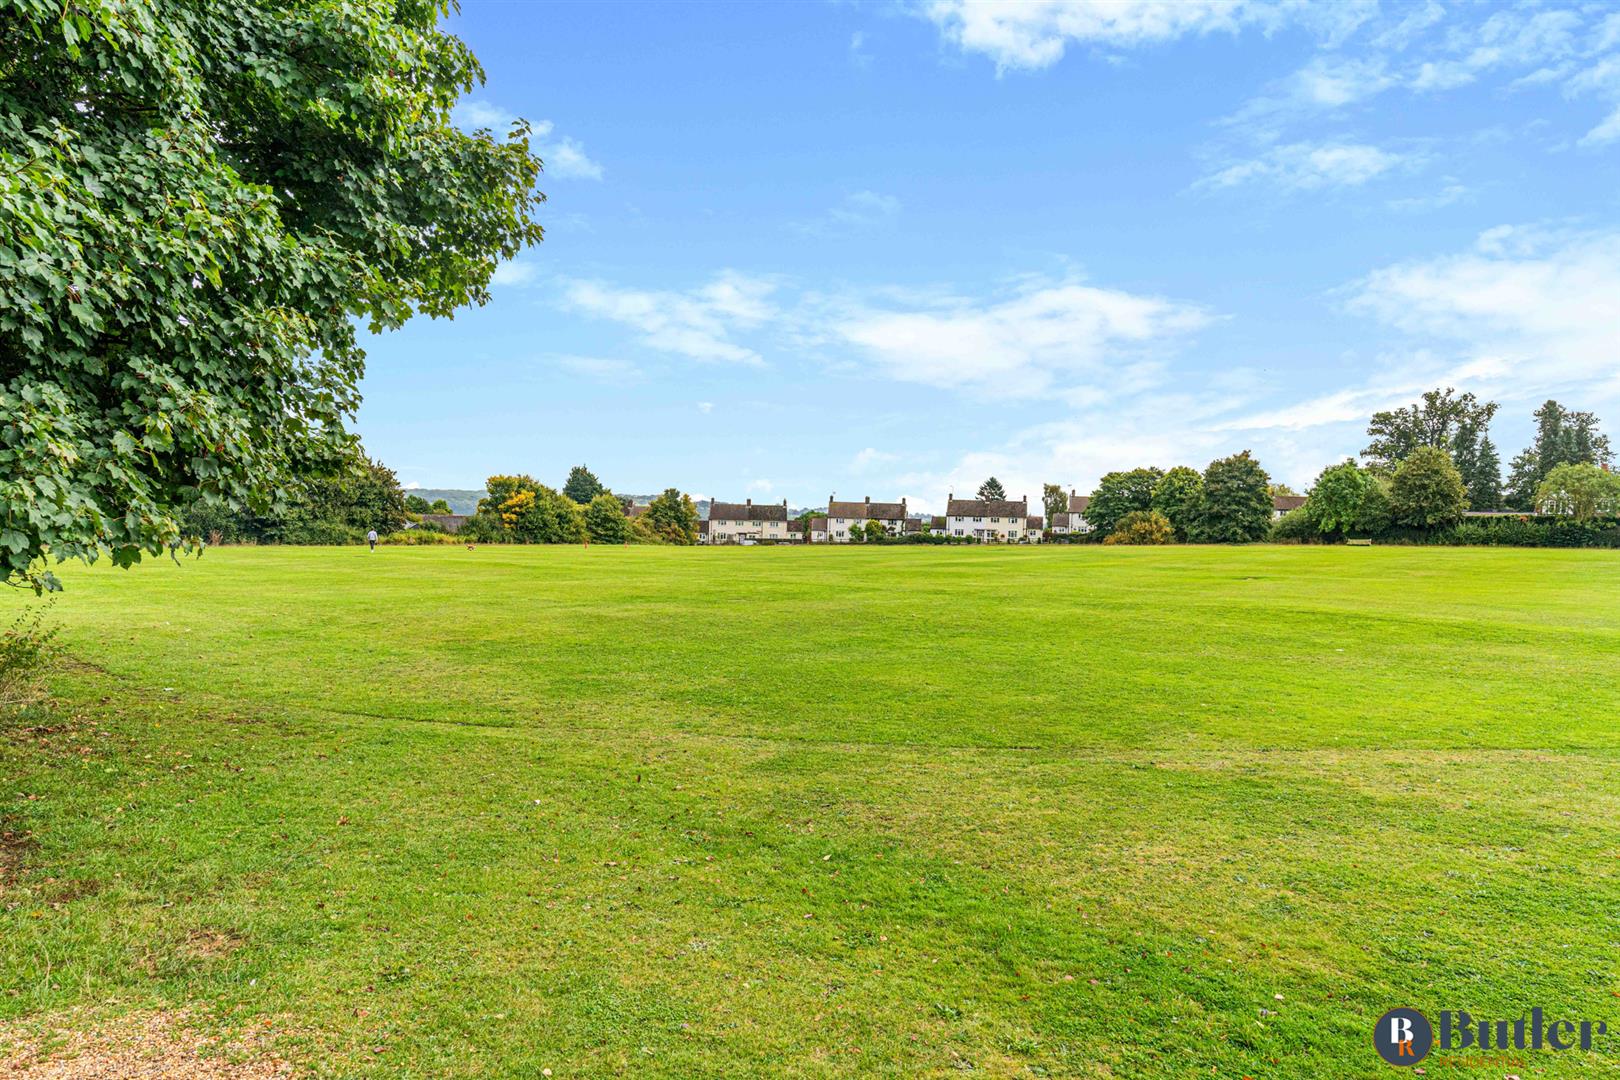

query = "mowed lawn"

[{"left": 2, "top": 545, "right": 1618, "bottom": 1077}]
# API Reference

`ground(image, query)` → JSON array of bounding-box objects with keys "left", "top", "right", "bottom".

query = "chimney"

[
  {"left": 746, "top": 498, "right": 752, "bottom": 507},
  {"left": 864, "top": 495, "right": 870, "bottom": 505}
]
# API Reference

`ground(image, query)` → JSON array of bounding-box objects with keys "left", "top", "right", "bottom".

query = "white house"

[
  {"left": 1272, "top": 494, "right": 1307, "bottom": 520},
  {"left": 1050, "top": 492, "right": 1093, "bottom": 535},
  {"left": 1025, "top": 515, "right": 1044, "bottom": 542},
  {"left": 825, "top": 495, "right": 908, "bottom": 542},
  {"left": 944, "top": 494, "right": 1029, "bottom": 542},
  {"left": 706, "top": 499, "right": 790, "bottom": 544}
]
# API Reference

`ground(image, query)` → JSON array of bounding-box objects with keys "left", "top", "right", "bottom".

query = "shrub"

[
  {"left": 1104, "top": 510, "right": 1175, "bottom": 545},
  {"left": 1268, "top": 508, "right": 1319, "bottom": 543},
  {"left": 1, "top": 605, "right": 58, "bottom": 713},
  {"left": 1390, "top": 446, "right": 1467, "bottom": 528}
]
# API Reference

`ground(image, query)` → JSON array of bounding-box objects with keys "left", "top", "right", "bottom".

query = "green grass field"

[{"left": 3, "top": 545, "right": 1618, "bottom": 1077}]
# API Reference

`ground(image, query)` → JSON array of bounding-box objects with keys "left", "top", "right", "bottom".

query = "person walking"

[{"left": 367, "top": 528, "right": 378, "bottom": 551}]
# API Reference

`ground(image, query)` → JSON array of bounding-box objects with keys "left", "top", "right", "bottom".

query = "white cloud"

[
  {"left": 696, "top": 401, "right": 715, "bottom": 414},
  {"left": 452, "top": 102, "right": 603, "bottom": 180},
  {"left": 918, "top": 0, "right": 1344, "bottom": 73},
  {"left": 852, "top": 447, "right": 900, "bottom": 471},
  {"left": 1582, "top": 106, "right": 1620, "bottom": 146},
  {"left": 491, "top": 260, "right": 539, "bottom": 287},
  {"left": 1197, "top": 140, "right": 1411, "bottom": 191},
  {"left": 827, "top": 277, "right": 1211, "bottom": 399},
  {"left": 747, "top": 478, "right": 775, "bottom": 493},
  {"left": 553, "top": 355, "right": 642, "bottom": 384},
  {"left": 1346, "top": 227, "right": 1620, "bottom": 391},
  {"left": 563, "top": 273, "right": 777, "bottom": 366},
  {"left": 796, "top": 190, "right": 901, "bottom": 235}
]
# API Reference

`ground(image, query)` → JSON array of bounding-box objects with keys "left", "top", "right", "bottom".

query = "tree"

[
  {"left": 1191, "top": 451, "right": 1271, "bottom": 543},
  {"left": 430, "top": 499, "right": 452, "bottom": 515},
  {"left": 1086, "top": 468, "right": 1163, "bottom": 535},
  {"left": 1150, "top": 467, "right": 1204, "bottom": 541},
  {"left": 862, "top": 519, "right": 887, "bottom": 542},
  {"left": 1103, "top": 510, "right": 1174, "bottom": 545},
  {"left": 405, "top": 495, "right": 433, "bottom": 514},
  {"left": 500, "top": 485, "right": 585, "bottom": 544},
  {"left": 0, "top": 3, "right": 545, "bottom": 591},
  {"left": 584, "top": 493, "right": 630, "bottom": 543},
  {"left": 1042, "top": 483, "right": 1067, "bottom": 522},
  {"left": 1363, "top": 388, "right": 1498, "bottom": 468},
  {"left": 1268, "top": 483, "right": 1300, "bottom": 498},
  {"left": 977, "top": 477, "right": 1007, "bottom": 500},
  {"left": 1535, "top": 463, "right": 1620, "bottom": 521},
  {"left": 1389, "top": 446, "right": 1467, "bottom": 528},
  {"left": 643, "top": 488, "right": 699, "bottom": 545},
  {"left": 563, "top": 465, "right": 606, "bottom": 506},
  {"left": 1304, "top": 460, "right": 1373, "bottom": 535},
  {"left": 1505, "top": 401, "right": 1614, "bottom": 509}
]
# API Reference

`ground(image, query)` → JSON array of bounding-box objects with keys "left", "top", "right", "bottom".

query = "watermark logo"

[
  {"left": 1374, "top": 1008, "right": 1432, "bottom": 1066},
  {"left": 1374, "top": 1007, "right": 1609, "bottom": 1067}
]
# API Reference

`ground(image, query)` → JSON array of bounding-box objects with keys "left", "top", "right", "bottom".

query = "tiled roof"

[
  {"left": 1068, "top": 494, "right": 1090, "bottom": 513},
  {"left": 828, "top": 498, "right": 907, "bottom": 520},
  {"left": 930, "top": 515, "right": 946, "bottom": 529},
  {"left": 947, "top": 497, "right": 1028, "bottom": 518},
  {"left": 1027, "top": 516, "right": 1043, "bottom": 529},
  {"left": 1273, "top": 494, "right": 1308, "bottom": 512},
  {"left": 626, "top": 504, "right": 648, "bottom": 518},
  {"left": 708, "top": 501, "right": 788, "bottom": 522},
  {"left": 810, "top": 517, "right": 828, "bottom": 532}
]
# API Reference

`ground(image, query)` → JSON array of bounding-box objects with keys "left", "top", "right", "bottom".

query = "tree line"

[{"left": 454, "top": 467, "right": 700, "bottom": 545}]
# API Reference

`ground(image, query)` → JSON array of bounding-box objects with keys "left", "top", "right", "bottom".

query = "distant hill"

[{"left": 405, "top": 489, "right": 484, "bottom": 515}]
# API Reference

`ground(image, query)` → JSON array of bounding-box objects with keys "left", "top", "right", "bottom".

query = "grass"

[{"left": 2, "top": 544, "right": 1618, "bottom": 1077}]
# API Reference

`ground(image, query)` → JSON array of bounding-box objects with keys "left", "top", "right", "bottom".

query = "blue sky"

[{"left": 356, "top": 0, "right": 1620, "bottom": 509}]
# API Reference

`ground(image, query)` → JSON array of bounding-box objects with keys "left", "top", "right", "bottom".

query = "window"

[
  {"left": 973, "top": 516, "right": 982, "bottom": 522},
  {"left": 991, "top": 517, "right": 1000, "bottom": 523},
  {"left": 953, "top": 529, "right": 963, "bottom": 536}
]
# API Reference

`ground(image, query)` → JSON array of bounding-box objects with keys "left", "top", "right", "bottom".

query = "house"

[
  {"left": 626, "top": 504, "right": 648, "bottom": 520},
  {"left": 697, "top": 519, "right": 710, "bottom": 544},
  {"left": 944, "top": 493, "right": 1029, "bottom": 542},
  {"left": 706, "top": 499, "right": 791, "bottom": 544},
  {"left": 783, "top": 519, "right": 807, "bottom": 543},
  {"left": 809, "top": 517, "right": 829, "bottom": 542},
  {"left": 1272, "top": 494, "right": 1307, "bottom": 520},
  {"left": 1050, "top": 492, "right": 1092, "bottom": 536},
  {"left": 1026, "top": 515, "right": 1044, "bottom": 542},
  {"left": 825, "top": 495, "right": 908, "bottom": 542},
  {"left": 928, "top": 515, "right": 947, "bottom": 536}
]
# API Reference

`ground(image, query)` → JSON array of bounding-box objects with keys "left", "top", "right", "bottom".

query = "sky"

[{"left": 355, "top": 0, "right": 1620, "bottom": 510}]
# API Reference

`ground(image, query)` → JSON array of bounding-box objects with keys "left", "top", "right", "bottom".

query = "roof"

[
  {"left": 1272, "top": 494, "right": 1308, "bottom": 512},
  {"left": 1068, "top": 494, "right": 1090, "bottom": 513},
  {"left": 1051, "top": 512, "right": 1074, "bottom": 528},
  {"left": 930, "top": 515, "right": 946, "bottom": 529},
  {"left": 809, "top": 517, "right": 828, "bottom": 532},
  {"left": 903, "top": 518, "right": 923, "bottom": 532},
  {"left": 1027, "top": 516, "right": 1043, "bottom": 529},
  {"left": 708, "top": 501, "right": 788, "bottom": 522},
  {"left": 626, "top": 504, "right": 648, "bottom": 518},
  {"left": 697, "top": 520, "right": 709, "bottom": 535},
  {"left": 828, "top": 498, "right": 907, "bottom": 520},
  {"left": 947, "top": 497, "right": 1028, "bottom": 518}
]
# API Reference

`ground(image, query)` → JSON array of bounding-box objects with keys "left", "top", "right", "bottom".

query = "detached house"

[
  {"left": 945, "top": 494, "right": 1030, "bottom": 542},
  {"left": 1050, "top": 492, "right": 1093, "bottom": 536},
  {"left": 1272, "top": 494, "right": 1307, "bottom": 520},
  {"left": 706, "top": 499, "right": 790, "bottom": 544},
  {"left": 825, "top": 495, "right": 909, "bottom": 542},
  {"left": 1026, "top": 515, "right": 1044, "bottom": 542}
]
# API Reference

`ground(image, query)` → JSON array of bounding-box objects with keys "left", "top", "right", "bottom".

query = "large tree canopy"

[{"left": 1, "top": 0, "right": 544, "bottom": 589}]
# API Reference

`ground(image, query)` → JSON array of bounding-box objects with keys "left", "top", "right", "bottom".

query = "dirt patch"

[
  {"left": 0, "top": 828, "right": 34, "bottom": 895},
  {"left": 183, "top": 929, "right": 246, "bottom": 961},
  {"left": 0, "top": 1009, "right": 291, "bottom": 1078}
]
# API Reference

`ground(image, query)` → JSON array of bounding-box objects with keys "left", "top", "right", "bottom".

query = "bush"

[
  {"left": 1379, "top": 517, "right": 1620, "bottom": 548},
  {"left": 1, "top": 605, "right": 58, "bottom": 713},
  {"left": 1268, "top": 508, "right": 1320, "bottom": 543},
  {"left": 1104, "top": 510, "right": 1175, "bottom": 545}
]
